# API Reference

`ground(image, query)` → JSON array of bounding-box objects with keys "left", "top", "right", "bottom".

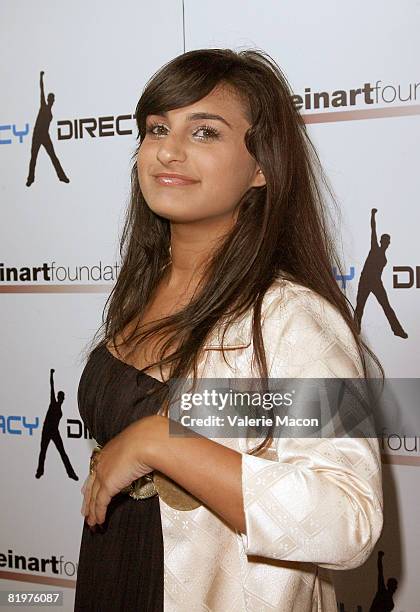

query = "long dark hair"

[{"left": 81, "top": 48, "right": 384, "bottom": 454}]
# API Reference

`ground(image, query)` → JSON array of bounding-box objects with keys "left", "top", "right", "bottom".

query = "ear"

[{"left": 251, "top": 167, "right": 266, "bottom": 188}]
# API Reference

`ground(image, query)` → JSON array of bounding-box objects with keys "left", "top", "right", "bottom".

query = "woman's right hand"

[{"left": 80, "top": 472, "right": 95, "bottom": 517}]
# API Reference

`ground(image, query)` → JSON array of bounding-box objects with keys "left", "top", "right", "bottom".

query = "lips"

[{"left": 154, "top": 173, "right": 199, "bottom": 186}]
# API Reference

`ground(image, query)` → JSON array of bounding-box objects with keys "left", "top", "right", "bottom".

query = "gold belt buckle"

[
  {"left": 153, "top": 471, "right": 201, "bottom": 511},
  {"left": 89, "top": 444, "right": 201, "bottom": 510}
]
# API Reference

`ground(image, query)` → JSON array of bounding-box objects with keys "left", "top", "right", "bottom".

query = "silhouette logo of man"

[
  {"left": 26, "top": 71, "right": 69, "bottom": 186},
  {"left": 35, "top": 368, "right": 78, "bottom": 480},
  {"left": 354, "top": 208, "right": 408, "bottom": 338},
  {"left": 369, "top": 550, "right": 398, "bottom": 612}
]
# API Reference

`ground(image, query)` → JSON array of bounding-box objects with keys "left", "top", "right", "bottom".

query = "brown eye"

[
  {"left": 192, "top": 125, "right": 220, "bottom": 140},
  {"left": 145, "top": 122, "right": 166, "bottom": 136},
  {"left": 145, "top": 122, "right": 220, "bottom": 141}
]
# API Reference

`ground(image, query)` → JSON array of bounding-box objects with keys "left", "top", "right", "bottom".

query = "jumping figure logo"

[
  {"left": 26, "top": 71, "right": 70, "bottom": 187},
  {"left": 368, "top": 550, "right": 398, "bottom": 612},
  {"left": 35, "top": 368, "right": 78, "bottom": 480},
  {"left": 354, "top": 208, "right": 408, "bottom": 339}
]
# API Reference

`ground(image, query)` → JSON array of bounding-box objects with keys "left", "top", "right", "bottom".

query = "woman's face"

[{"left": 137, "top": 84, "right": 265, "bottom": 224}]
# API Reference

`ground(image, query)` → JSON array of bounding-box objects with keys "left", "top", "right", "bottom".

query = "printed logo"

[
  {"left": 354, "top": 208, "right": 408, "bottom": 338},
  {"left": 35, "top": 368, "right": 78, "bottom": 480},
  {"left": 368, "top": 550, "right": 398, "bottom": 611},
  {"left": 26, "top": 71, "right": 69, "bottom": 187}
]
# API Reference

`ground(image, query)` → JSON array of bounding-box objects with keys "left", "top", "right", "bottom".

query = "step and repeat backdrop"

[{"left": 1, "top": 0, "right": 419, "bottom": 610}]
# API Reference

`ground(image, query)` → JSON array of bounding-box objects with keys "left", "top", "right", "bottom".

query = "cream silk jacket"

[{"left": 159, "top": 278, "right": 384, "bottom": 612}]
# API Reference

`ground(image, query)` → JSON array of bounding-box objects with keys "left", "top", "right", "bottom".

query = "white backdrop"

[{"left": 1, "top": 0, "right": 419, "bottom": 610}]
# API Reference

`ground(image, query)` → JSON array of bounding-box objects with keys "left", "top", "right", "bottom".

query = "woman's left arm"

[{"left": 235, "top": 295, "right": 384, "bottom": 571}]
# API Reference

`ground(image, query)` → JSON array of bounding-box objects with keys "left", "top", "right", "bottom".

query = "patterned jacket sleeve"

[{"left": 239, "top": 287, "right": 384, "bottom": 570}]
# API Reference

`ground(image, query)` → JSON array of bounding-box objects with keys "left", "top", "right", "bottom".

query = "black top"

[{"left": 74, "top": 343, "right": 166, "bottom": 611}]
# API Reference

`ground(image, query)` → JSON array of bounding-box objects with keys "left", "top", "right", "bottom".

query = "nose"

[{"left": 156, "top": 131, "right": 187, "bottom": 165}]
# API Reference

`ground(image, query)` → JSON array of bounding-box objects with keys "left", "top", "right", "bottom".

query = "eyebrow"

[{"left": 154, "top": 110, "right": 233, "bottom": 130}]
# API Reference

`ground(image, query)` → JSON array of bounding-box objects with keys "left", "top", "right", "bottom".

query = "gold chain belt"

[{"left": 89, "top": 445, "right": 201, "bottom": 511}]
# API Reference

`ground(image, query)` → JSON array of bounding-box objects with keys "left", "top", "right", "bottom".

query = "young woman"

[{"left": 75, "top": 48, "right": 384, "bottom": 611}]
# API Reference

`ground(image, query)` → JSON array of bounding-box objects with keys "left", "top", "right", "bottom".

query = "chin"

[
  {"left": 145, "top": 200, "right": 200, "bottom": 222},
  {"left": 156, "top": 212, "right": 204, "bottom": 223}
]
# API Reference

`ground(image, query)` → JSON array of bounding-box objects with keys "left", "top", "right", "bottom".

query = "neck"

[{"left": 164, "top": 214, "right": 237, "bottom": 291}]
